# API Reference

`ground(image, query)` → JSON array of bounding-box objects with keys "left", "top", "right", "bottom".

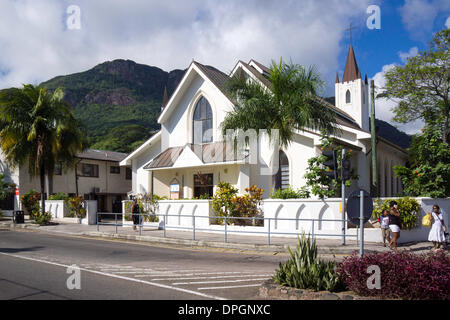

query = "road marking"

[
  {"left": 148, "top": 274, "right": 273, "bottom": 281},
  {"left": 0, "top": 252, "right": 226, "bottom": 300},
  {"left": 135, "top": 271, "right": 257, "bottom": 278},
  {"left": 198, "top": 284, "right": 262, "bottom": 290},
  {"left": 173, "top": 278, "right": 269, "bottom": 285}
]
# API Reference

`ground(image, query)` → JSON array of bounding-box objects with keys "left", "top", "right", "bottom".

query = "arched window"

[
  {"left": 193, "top": 97, "right": 213, "bottom": 144},
  {"left": 346, "top": 89, "right": 351, "bottom": 104},
  {"left": 274, "top": 150, "right": 289, "bottom": 190}
]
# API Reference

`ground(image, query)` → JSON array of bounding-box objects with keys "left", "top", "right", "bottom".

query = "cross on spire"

[{"left": 345, "top": 22, "right": 357, "bottom": 44}]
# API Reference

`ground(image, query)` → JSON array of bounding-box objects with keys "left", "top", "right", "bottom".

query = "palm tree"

[
  {"left": 0, "top": 84, "right": 86, "bottom": 215},
  {"left": 222, "top": 59, "right": 340, "bottom": 147}
]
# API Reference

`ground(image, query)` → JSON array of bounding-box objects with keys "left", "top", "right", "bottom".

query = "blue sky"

[
  {"left": 344, "top": 0, "right": 449, "bottom": 81},
  {"left": 0, "top": 0, "right": 448, "bottom": 134}
]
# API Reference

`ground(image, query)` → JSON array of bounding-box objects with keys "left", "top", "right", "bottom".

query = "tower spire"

[
  {"left": 162, "top": 86, "right": 169, "bottom": 109},
  {"left": 342, "top": 44, "right": 361, "bottom": 83}
]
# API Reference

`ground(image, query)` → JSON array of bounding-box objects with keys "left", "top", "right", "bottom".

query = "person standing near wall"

[
  {"left": 388, "top": 201, "right": 401, "bottom": 252},
  {"left": 428, "top": 204, "right": 446, "bottom": 251},
  {"left": 131, "top": 197, "right": 140, "bottom": 231}
]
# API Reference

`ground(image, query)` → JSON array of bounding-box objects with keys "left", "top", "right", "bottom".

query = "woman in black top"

[
  {"left": 131, "top": 198, "right": 140, "bottom": 231},
  {"left": 388, "top": 200, "right": 401, "bottom": 252}
]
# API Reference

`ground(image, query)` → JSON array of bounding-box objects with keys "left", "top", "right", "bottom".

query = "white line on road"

[
  {"left": 147, "top": 274, "right": 273, "bottom": 281},
  {"left": 172, "top": 278, "right": 268, "bottom": 285},
  {"left": 198, "top": 284, "right": 262, "bottom": 290},
  {"left": 0, "top": 252, "right": 226, "bottom": 300},
  {"left": 135, "top": 271, "right": 257, "bottom": 277}
]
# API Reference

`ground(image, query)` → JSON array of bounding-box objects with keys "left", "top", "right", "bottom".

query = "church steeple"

[
  {"left": 342, "top": 44, "right": 361, "bottom": 83},
  {"left": 162, "top": 86, "right": 169, "bottom": 110}
]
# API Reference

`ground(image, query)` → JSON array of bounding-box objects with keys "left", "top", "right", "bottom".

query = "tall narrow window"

[
  {"left": 193, "top": 97, "right": 213, "bottom": 144},
  {"left": 346, "top": 89, "right": 351, "bottom": 104},
  {"left": 274, "top": 150, "right": 289, "bottom": 190}
]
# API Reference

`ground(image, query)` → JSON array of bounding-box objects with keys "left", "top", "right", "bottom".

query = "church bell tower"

[{"left": 335, "top": 44, "right": 369, "bottom": 130}]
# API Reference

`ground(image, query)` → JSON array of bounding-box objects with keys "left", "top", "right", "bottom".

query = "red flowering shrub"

[{"left": 336, "top": 251, "right": 450, "bottom": 300}]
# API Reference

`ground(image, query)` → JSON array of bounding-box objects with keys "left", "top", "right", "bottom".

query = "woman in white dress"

[{"left": 428, "top": 204, "right": 446, "bottom": 250}]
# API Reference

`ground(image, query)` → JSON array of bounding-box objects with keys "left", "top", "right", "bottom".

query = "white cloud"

[
  {"left": 371, "top": 55, "right": 424, "bottom": 135},
  {"left": 0, "top": 0, "right": 372, "bottom": 95},
  {"left": 398, "top": 47, "right": 419, "bottom": 63},
  {"left": 399, "top": 0, "right": 450, "bottom": 40},
  {"left": 446, "top": 16, "right": 450, "bottom": 28}
]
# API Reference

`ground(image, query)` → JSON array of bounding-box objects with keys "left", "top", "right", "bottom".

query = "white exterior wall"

[
  {"left": 132, "top": 138, "right": 161, "bottom": 195},
  {"left": 335, "top": 79, "right": 369, "bottom": 131},
  {"left": 161, "top": 73, "right": 234, "bottom": 149},
  {"left": 118, "top": 197, "right": 449, "bottom": 243}
]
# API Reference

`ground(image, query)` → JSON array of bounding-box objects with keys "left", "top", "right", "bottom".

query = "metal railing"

[{"left": 96, "top": 212, "right": 356, "bottom": 245}]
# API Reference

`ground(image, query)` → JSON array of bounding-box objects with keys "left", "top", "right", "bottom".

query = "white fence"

[
  {"left": 120, "top": 197, "right": 449, "bottom": 243},
  {"left": 44, "top": 200, "right": 97, "bottom": 225}
]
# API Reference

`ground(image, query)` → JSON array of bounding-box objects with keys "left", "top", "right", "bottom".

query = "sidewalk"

[{"left": 0, "top": 218, "right": 436, "bottom": 256}]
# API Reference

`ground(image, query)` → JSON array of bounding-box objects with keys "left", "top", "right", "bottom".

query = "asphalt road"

[{"left": 0, "top": 229, "right": 286, "bottom": 300}]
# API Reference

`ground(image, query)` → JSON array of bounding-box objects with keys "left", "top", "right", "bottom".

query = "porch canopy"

[{"left": 143, "top": 142, "right": 248, "bottom": 171}]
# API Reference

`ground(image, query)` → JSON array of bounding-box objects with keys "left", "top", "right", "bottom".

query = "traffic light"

[
  {"left": 323, "top": 150, "right": 338, "bottom": 180},
  {"left": 342, "top": 159, "right": 351, "bottom": 181}
]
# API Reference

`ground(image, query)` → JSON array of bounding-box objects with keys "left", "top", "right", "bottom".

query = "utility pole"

[
  {"left": 370, "top": 80, "right": 378, "bottom": 197},
  {"left": 341, "top": 148, "right": 346, "bottom": 246}
]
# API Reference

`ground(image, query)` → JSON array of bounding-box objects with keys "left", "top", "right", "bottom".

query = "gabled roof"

[
  {"left": 157, "top": 61, "right": 234, "bottom": 124},
  {"left": 342, "top": 44, "right": 361, "bottom": 83},
  {"left": 77, "top": 149, "right": 128, "bottom": 162}
]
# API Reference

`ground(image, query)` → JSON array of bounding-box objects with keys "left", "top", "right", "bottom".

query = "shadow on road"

[{"left": 0, "top": 246, "right": 45, "bottom": 253}]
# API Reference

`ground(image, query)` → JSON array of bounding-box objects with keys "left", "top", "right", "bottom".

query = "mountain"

[
  {"left": 40, "top": 59, "right": 185, "bottom": 153},
  {"left": 324, "top": 97, "right": 411, "bottom": 149}
]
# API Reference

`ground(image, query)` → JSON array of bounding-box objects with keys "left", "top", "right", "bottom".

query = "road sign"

[{"left": 347, "top": 189, "right": 373, "bottom": 225}]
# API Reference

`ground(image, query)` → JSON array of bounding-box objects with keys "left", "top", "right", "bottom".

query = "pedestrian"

[
  {"left": 378, "top": 209, "right": 391, "bottom": 247},
  {"left": 131, "top": 197, "right": 140, "bottom": 231},
  {"left": 428, "top": 204, "right": 447, "bottom": 251},
  {"left": 387, "top": 201, "right": 401, "bottom": 252}
]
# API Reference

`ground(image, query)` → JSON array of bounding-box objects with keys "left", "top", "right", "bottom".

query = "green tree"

[
  {"left": 91, "top": 124, "right": 152, "bottom": 153},
  {"left": 0, "top": 84, "right": 86, "bottom": 214},
  {"left": 221, "top": 58, "right": 339, "bottom": 147},
  {"left": 393, "top": 120, "right": 450, "bottom": 198},
  {"left": 381, "top": 28, "right": 449, "bottom": 143},
  {"left": 0, "top": 173, "right": 15, "bottom": 201},
  {"left": 303, "top": 134, "right": 358, "bottom": 198}
]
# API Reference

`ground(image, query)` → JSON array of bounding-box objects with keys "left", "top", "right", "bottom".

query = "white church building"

[{"left": 120, "top": 45, "right": 408, "bottom": 200}]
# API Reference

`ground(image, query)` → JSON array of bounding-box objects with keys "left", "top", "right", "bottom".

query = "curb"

[
  {"left": 258, "top": 280, "right": 378, "bottom": 300},
  {"left": 0, "top": 221, "right": 373, "bottom": 255}
]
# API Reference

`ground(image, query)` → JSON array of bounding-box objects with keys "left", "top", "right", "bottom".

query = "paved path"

[{"left": 0, "top": 218, "right": 438, "bottom": 256}]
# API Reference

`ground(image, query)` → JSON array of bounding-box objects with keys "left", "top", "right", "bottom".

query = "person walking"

[
  {"left": 379, "top": 209, "right": 391, "bottom": 247},
  {"left": 388, "top": 201, "right": 401, "bottom": 252},
  {"left": 428, "top": 204, "right": 446, "bottom": 251},
  {"left": 131, "top": 197, "right": 140, "bottom": 231}
]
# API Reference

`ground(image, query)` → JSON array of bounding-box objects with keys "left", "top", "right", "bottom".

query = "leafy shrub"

[
  {"left": 336, "top": 251, "right": 450, "bottom": 300},
  {"left": 372, "top": 197, "right": 421, "bottom": 230},
  {"left": 273, "top": 233, "right": 344, "bottom": 292},
  {"left": 231, "top": 185, "right": 264, "bottom": 226},
  {"left": 270, "top": 186, "right": 310, "bottom": 199},
  {"left": 34, "top": 211, "right": 52, "bottom": 225},
  {"left": 124, "top": 193, "right": 159, "bottom": 223},
  {"left": 68, "top": 196, "right": 86, "bottom": 219},
  {"left": 211, "top": 182, "right": 238, "bottom": 220},
  {"left": 21, "top": 190, "right": 40, "bottom": 217},
  {"left": 48, "top": 192, "right": 69, "bottom": 201}
]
